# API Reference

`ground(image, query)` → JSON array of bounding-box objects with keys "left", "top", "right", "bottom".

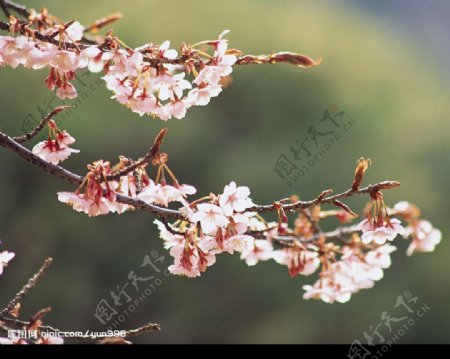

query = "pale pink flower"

[
  {"left": 138, "top": 183, "right": 196, "bottom": 207},
  {"left": 57, "top": 192, "right": 112, "bottom": 217},
  {"left": 405, "top": 220, "right": 442, "bottom": 256},
  {"left": 0, "top": 250, "right": 15, "bottom": 275},
  {"left": 79, "top": 46, "right": 111, "bottom": 73},
  {"left": 154, "top": 219, "right": 186, "bottom": 249},
  {"left": 240, "top": 239, "right": 273, "bottom": 266},
  {"left": 167, "top": 236, "right": 216, "bottom": 278},
  {"left": 159, "top": 40, "right": 178, "bottom": 60},
  {"left": 124, "top": 52, "right": 144, "bottom": 77},
  {"left": 220, "top": 233, "right": 253, "bottom": 254},
  {"left": 272, "top": 247, "right": 320, "bottom": 277},
  {"left": 171, "top": 99, "right": 190, "bottom": 119},
  {"left": 32, "top": 140, "right": 79, "bottom": 165},
  {"left": 365, "top": 244, "right": 397, "bottom": 268},
  {"left": 303, "top": 278, "right": 353, "bottom": 304},
  {"left": 129, "top": 91, "right": 157, "bottom": 116},
  {"left": 56, "top": 131, "right": 76, "bottom": 146},
  {"left": 56, "top": 81, "right": 77, "bottom": 99},
  {"left": 0, "top": 36, "right": 31, "bottom": 68},
  {"left": 64, "top": 21, "right": 85, "bottom": 42},
  {"left": 187, "top": 84, "right": 222, "bottom": 106},
  {"left": 49, "top": 50, "right": 79, "bottom": 72},
  {"left": 357, "top": 218, "right": 404, "bottom": 245},
  {"left": 155, "top": 73, "right": 191, "bottom": 101},
  {"left": 218, "top": 181, "right": 253, "bottom": 216},
  {"left": 190, "top": 203, "right": 229, "bottom": 235}
]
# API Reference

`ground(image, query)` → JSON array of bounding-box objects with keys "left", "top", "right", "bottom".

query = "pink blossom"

[
  {"left": 357, "top": 218, "right": 404, "bottom": 245},
  {"left": 49, "top": 50, "right": 79, "bottom": 73},
  {"left": 32, "top": 139, "right": 79, "bottom": 165},
  {"left": 187, "top": 83, "right": 222, "bottom": 106},
  {"left": 57, "top": 160, "right": 122, "bottom": 217},
  {"left": 272, "top": 246, "right": 320, "bottom": 277},
  {"left": 167, "top": 235, "right": 216, "bottom": 278},
  {"left": 405, "top": 220, "right": 442, "bottom": 256},
  {"left": 159, "top": 40, "right": 178, "bottom": 60},
  {"left": 138, "top": 182, "right": 196, "bottom": 207},
  {"left": 190, "top": 203, "right": 229, "bottom": 235},
  {"left": 57, "top": 191, "right": 112, "bottom": 217},
  {"left": 240, "top": 239, "right": 273, "bottom": 266},
  {"left": 303, "top": 278, "right": 353, "bottom": 304},
  {"left": 365, "top": 244, "right": 397, "bottom": 268},
  {"left": 218, "top": 181, "right": 253, "bottom": 216},
  {"left": 0, "top": 250, "right": 15, "bottom": 275},
  {"left": 56, "top": 81, "right": 78, "bottom": 99},
  {"left": 63, "top": 21, "right": 85, "bottom": 42}
]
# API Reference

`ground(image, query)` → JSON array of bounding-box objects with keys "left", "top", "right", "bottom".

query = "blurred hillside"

[{"left": 0, "top": 0, "right": 449, "bottom": 343}]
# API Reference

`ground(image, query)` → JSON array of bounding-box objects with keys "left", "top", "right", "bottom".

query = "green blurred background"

[{"left": 0, "top": 0, "right": 449, "bottom": 344}]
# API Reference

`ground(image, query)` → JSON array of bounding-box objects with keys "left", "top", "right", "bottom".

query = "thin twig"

[
  {"left": 248, "top": 181, "right": 400, "bottom": 214},
  {"left": 0, "top": 314, "right": 160, "bottom": 342},
  {"left": 13, "top": 106, "right": 73, "bottom": 144},
  {"left": 0, "top": 0, "right": 11, "bottom": 18},
  {"left": 106, "top": 128, "right": 167, "bottom": 181},
  {"left": 1, "top": 258, "right": 53, "bottom": 316},
  {"left": 301, "top": 208, "right": 322, "bottom": 235},
  {"left": 1, "top": 0, "right": 28, "bottom": 18},
  {"left": 273, "top": 225, "right": 359, "bottom": 244}
]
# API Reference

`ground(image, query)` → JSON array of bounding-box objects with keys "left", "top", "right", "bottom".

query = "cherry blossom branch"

[
  {"left": 249, "top": 181, "right": 401, "bottom": 214},
  {"left": 0, "top": 131, "right": 182, "bottom": 218},
  {"left": 0, "top": 257, "right": 53, "bottom": 316},
  {"left": 0, "top": 255, "right": 160, "bottom": 344},
  {"left": 106, "top": 128, "right": 167, "bottom": 182},
  {"left": 0, "top": 314, "right": 160, "bottom": 343},
  {"left": 13, "top": 106, "right": 73, "bottom": 144},
  {"left": 0, "top": 18, "right": 320, "bottom": 69}
]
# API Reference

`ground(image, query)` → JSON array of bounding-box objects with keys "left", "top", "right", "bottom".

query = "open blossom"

[
  {"left": 218, "top": 181, "right": 253, "bottom": 216},
  {"left": 190, "top": 203, "right": 229, "bottom": 236},
  {"left": 272, "top": 246, "right": 320, "bottom": 277},
  {"left": 155, "top": 222, "right": 216, "bottom": 278},
  {"left": 240, "top": 239, "right": 273, "bottom": 266},
  {"left": 32, "top": 125, "right": 79, "bottom": 165},
  {"left": 357, "top": 218, "right": 404, "bottom": 245},
  {"left": 138, "top": 182, "right": 196, "bottom": 207},
  {"left": 0, "top": 250, "right": 15, "bottom": 275},
  {"left": 404, "top": 220, "right": 442, "bottom": 256},
  {"left": 57, "top": 160, "right": 122, "bottom": 217}
]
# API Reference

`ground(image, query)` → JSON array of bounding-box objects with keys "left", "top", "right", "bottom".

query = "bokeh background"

[{"left": 0, "top": 0, "right": 449, "bottom": 344}]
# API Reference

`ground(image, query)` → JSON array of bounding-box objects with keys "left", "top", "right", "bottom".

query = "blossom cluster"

[
  {"left": 0, "top": 24, "right": 236, "bottom": 120},
  {"left": 57, "top": 157, "right": 196, "bottom": 217},
  {"left": 103, "top": 30, "right": 236, "bottom": 121},
  {"left": 155, "top": 191, "right": 441, "bottom": 303}
]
